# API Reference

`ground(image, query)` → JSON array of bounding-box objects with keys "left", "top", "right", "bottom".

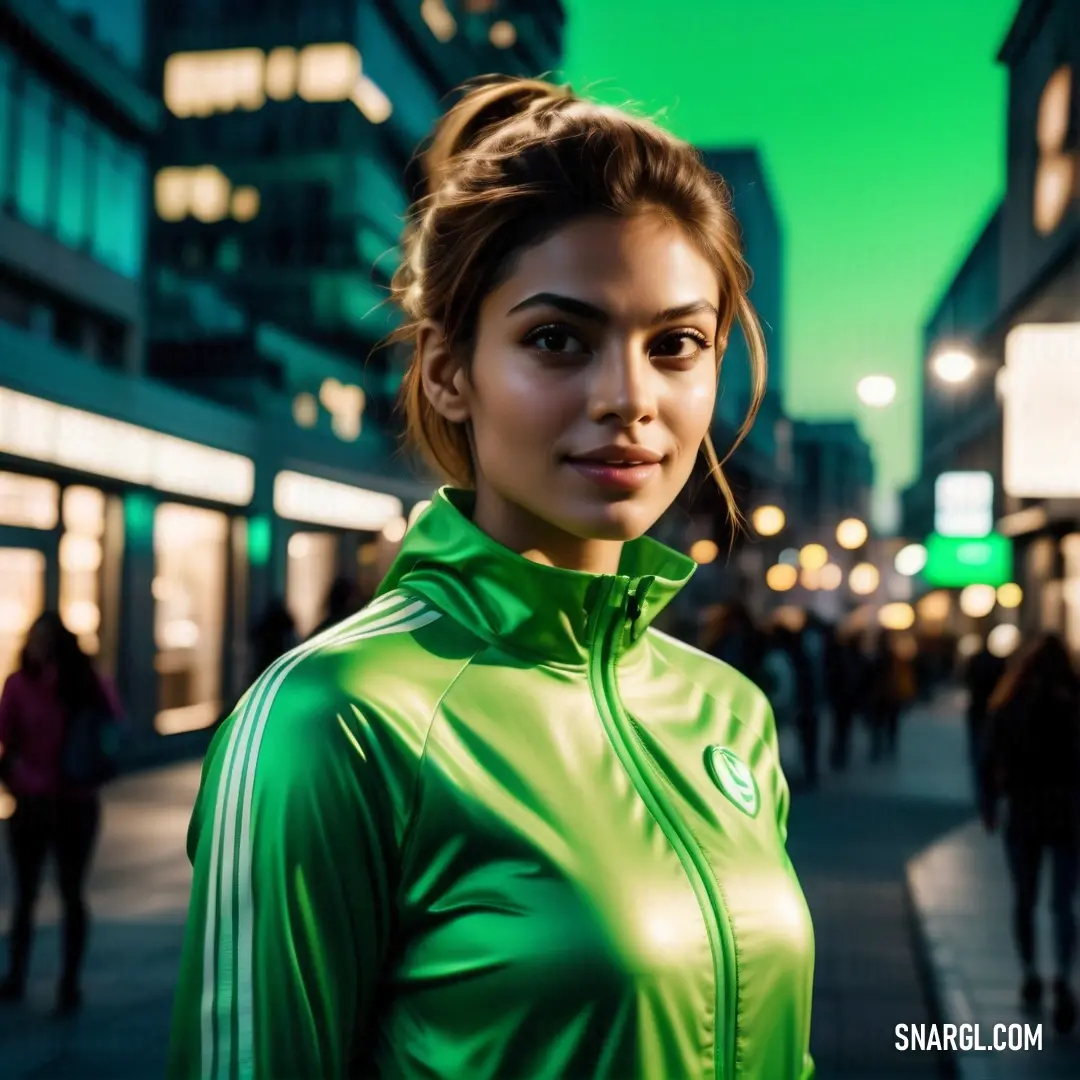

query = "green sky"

[{"left": 560, "top": 0, "right": 1019, "bottom": 517}]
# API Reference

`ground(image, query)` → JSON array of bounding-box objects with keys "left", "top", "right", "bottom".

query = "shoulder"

[
  {"left": 645, "top": 627, "right": 775, "bottom": 731},
  {"left": 210, "top": 589, "right": 480, "bottom": 779}
]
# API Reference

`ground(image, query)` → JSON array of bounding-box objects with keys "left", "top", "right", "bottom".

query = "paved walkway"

[{"left": 907, "top": 784, "right": 1080, "bottom": 1078}]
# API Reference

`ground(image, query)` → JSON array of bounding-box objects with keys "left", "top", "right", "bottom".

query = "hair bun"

[{"left": 423, "top": 75, "right": 574, "bottom": 196}]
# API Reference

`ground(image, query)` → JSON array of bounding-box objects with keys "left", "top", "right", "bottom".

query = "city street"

[{"left": 0, "top": 691, "right": 981, "bottom": 1080}]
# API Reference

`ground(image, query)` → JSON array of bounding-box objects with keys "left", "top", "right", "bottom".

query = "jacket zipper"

[{"left": 587, "top": 576, "right": 736, "bottom": 1080}]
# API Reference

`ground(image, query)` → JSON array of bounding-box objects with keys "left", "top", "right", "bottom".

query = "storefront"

[{"left": 0, "top": 373, "right": 257, "bottom": 743}]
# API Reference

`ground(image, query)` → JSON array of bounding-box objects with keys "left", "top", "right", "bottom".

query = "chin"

[{"left": 562, "top": 498, "right": 661, "bottom": 543}]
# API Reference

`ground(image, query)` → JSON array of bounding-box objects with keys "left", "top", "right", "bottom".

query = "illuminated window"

[
  {"left": 287, "top": 532, "right": 337, "bottom": 638},
  {"left": 60, "top": 486, "right": 105, "bottom": 656},
  {"left": 489, "top": 20, "right": 517, "bottom": 48},
  {"left": 230, "top": 185, "right": 260, "bottom": 221},
  {"left": 351, "top": 76, "right": 392, "bottom": 124},
  {"left": 164, "top": 49, "right": 266, "bottom": 118},
  {"left": 57, "top": 107, "right": 91, "bottom": 249},
  {"left": 188, "top": 165, "right": 231, "bottom": 223},
  {"left": 1034, "top": 66, "right": 1075, "bottom": 236},
  {"left": 15, "top": 75, "right": 52, "bottom": 230},
  {"left": 421, "top": 0, "right": 457, "bottom": 41},
  {"left": 153, "top": 504, "right": 229, "bottom": 735},
  {"left": 0, "top": 549, "right": 45, "bottom": 687},
  {"left": 0, "top": 472, "right": 59, "bottom": 529},
  {"left": 265, "top": 47, "right": 298, "bottom": 101},
  {"left": 297, "top": 43, "right": 360, "bottom": 102}
]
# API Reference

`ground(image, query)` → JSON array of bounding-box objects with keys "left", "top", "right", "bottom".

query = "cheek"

[{"left": 669, "top": 374, "right": 717, "bottom": 443}]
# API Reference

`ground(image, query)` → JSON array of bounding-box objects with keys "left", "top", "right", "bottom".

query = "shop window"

[
  {"left": 286, "top": 531, "right": 337, "bottom": 638},
  {"left": 59, "top": 486, "right": 105, "bottom": 656},
  {"left": 56, "top": 106, "right": 91, "bottom": 250},
  {"left": 14, "top": 74, "right": 54, "bottom": 231},
  {"left": 0, "top": 549, "right": 45, "bottom": 687},
  {"left": 153, "top": 503, "right": 228, "bottom": 735},
  {"left": 0, "top": 472, "right": 59, "bottom": 530}
]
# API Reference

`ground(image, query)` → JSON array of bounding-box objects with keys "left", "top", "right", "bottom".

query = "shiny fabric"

[{"left": 168, "top": 487, "right": 815, "bottom": 1080}]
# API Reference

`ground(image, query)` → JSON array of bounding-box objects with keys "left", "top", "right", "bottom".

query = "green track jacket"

[{"left": 168, "top": 487, "right": 815, "bottom": 1080}]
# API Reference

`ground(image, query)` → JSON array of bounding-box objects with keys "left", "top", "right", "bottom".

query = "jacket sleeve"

[{"left": 167, "top": 664, "right": 399, "bottom": 1080}]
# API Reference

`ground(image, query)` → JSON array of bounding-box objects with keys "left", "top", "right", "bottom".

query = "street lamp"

[
  {"left": 931, "top": 346, "right": 977, "bottom": 385},
  {"left": 856, "top": 375, "right": 897, "bottom": 408},
  {"left": 751, "top": 505, "right": 785, "bottom": 537},
  {"left": 836, "top": 518, "right": 868, "bottom": 550}
]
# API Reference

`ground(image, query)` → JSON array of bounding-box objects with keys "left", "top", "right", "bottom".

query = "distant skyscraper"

[
  {"left": 145, "top": 0, "right": 565, "bottom": 424},
  {"left": 697, "top": 148, "right": 784, "bottom": 446}
]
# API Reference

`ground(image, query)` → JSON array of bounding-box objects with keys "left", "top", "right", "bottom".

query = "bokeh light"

[
  {"left": 766, "top": 564, "right": 798, "bottom": 591},
  {"left": 835, "top": 518, "right": 868, "bottom": 550},
  {"left": 690, "top": 539, "right": 719, "bottom": 564},
  {"left": 849, "top": 562, "right": 880, "bottom": 595},
  {"left": 878, "top": 602, "right": 916, "bottom": 631},
  {"left": 996, "top": 582, "right": 1023, "bottom": 608},
  {"left": 819, "top": 563, "right": 843, "bottom": 590},
  {"left": 959, "top": 583, "right": 997, "bottom": 618},
  {"left": 751, "top": 505, "right": 786, "bottom": 537},
  {"left": 987, "top": 623, "right": 1021, "bottom": 658},
  {"left": 799, "top": 543, "right": 828, "bottom": 571},
  {"left": 894, "top": 543, "right": 928, "bottom": 576},
  {"left": 931, "top": 347, "right": 977, "bottom": 384},
  {"left": 856, "top": 375, "right": 897, "bottom": 408}
]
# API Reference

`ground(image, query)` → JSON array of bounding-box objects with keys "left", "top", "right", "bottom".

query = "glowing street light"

[
  {"left": 856, "top": 375, "right": 897, "bottom": 408},
  {"left": 996, "top": 583, "right": 1023, "bottom": 609},
  {"left": 894, "top": 543, "right": 928, "bottom": 576},
  {"left": 799, "top": 543, "right": 828, "bottom": 571},
  {"left": 931, "top": 346, "right": 977, "bottom": 385},
  {"left": 959, "top": 583, "right": 997, "bottom": 618},
  {"left": 766, "top": 564, "right": 798, "bottom": 591},
  {"left": 849, "top": 562, "right": 880, "bottom": 595},
  {"left": 836, "top": 518, "right": 868, "bottom": 550},
  {"left": 751, "top": 505, "right": 786, "bottom": 537},
  {"left": 878, "top": 602, "right": 916, "bottom": 631}
]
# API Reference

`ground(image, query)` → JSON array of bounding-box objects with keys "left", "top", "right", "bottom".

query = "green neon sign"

[{"left": 923, "top": 532, "right": 1013, "bottom": 587}]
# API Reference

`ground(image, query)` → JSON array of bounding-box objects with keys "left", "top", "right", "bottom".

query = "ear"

[{"left": 418, "top": 320, "right": 472, "bottom": 424}]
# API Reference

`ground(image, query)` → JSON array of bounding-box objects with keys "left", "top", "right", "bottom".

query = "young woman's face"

[{"left": 431, "top": 213, "right": 720, "bottom": 570}]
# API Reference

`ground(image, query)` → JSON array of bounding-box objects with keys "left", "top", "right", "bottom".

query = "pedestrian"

[
  {"left": 964, "top": 638, "right": 1006, "bottom": 775},
  {"left": 167, "top": 75, "right": 815, "bottom": 1079},
  {"left": 249, "top": 597, "right": 298, "bottom": 681},
  {"left": 866, "top": 631, "right": 914, "bottom": 760},
  {"left": 0, "top": 611, "right": 123, "bottom": 1014},
  {"left": 825, "top": 626, "right": 862, "bottom": 771},
  {"left": 307, "top": 575, "right": 364, "bottom": 639},
  {"left": 980, "top": 633, "right": 1080, "bottom": 1032}
]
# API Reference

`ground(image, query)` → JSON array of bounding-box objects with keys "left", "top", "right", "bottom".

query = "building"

[
  {"left": 0, "top": 1, "right": 454, "bottom": 753},
  {"left": 697, "top": 148, "right": 787, "bottom": 498},
  {"left": 140, "top": 0, "right": 567, "bottom": 658},
  {"left": 789, "top": 420, "right": 875, "bottom": 532},
  {"left": 904, "top": 0, "right": 1080, "bottom": 651}
]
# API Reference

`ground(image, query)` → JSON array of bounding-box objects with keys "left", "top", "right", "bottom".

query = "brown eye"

[
  {"left": 652, "top": 332, "right": 709, "bottom": 359},
  {"left": 523, "top": 326, "right": 589, "bottom": 355}
]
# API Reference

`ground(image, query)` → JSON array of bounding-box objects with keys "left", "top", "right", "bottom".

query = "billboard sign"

[
  {"left": 923, "top": 532, "right": 1013, "bottom": 588},
  {"left": 934, "top": 471, "right": 994, "bottom": 537}
]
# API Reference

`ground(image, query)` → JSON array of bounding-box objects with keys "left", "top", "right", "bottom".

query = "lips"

[{"left": 565, "top": 444, "right": 665, "bottom": 466}]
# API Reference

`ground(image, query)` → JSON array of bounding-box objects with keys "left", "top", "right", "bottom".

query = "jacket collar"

[{"left": 376, "top": 487, "right": 696, "bottom": 666}]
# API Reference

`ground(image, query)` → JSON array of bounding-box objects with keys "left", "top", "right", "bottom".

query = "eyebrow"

[{"left": 506, "top": 292, "right": 719, "bottom": 325}]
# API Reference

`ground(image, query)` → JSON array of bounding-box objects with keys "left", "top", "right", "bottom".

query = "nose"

[{"left": 587, "top": 343, "right": 658, "bottom": 427}]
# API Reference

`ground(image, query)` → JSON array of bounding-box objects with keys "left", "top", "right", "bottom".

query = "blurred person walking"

[
  {"left": 0, "top": 612, "right": 123, "bottom": 1014},
  {"left": 308, "top": 576, "right": 365, "bottom": 639},
  {"left": 964, "top": 638, "right": 1006, "bottom": 775},
  {"left": 250, "top": 598, "right": 299, "bottom": 681},
  {"left": 825, "top": 626, "right": 863, "bottom": 771},
  {"left": 865, "top": 632, "right": 916, "bottom": 760},
  {"left": 980, "top": 633, "right": 1080, "bottom": 1032}
]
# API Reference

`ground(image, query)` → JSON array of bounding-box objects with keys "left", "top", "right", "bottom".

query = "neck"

[{"left": 472, "top": 485, "right": 624, "bottom": 575}]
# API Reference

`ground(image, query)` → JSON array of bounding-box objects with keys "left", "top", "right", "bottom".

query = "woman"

[
  {"left": 980, "top": 633, "right": 1080, "bottom": 1033},
  {"left": 168, "top": 76, "right": 815, "bottom": 1079},
  {"left": 0, "top": 611, "right": 120, "bottom": 1013}
]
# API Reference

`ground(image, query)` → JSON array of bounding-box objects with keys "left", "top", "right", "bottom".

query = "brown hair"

[
  {"left": 390, "top": 75, "right": 767, "bottom": 528},
  {"left": 988, "top": 632, "right": 1079, "bottom": 714}
]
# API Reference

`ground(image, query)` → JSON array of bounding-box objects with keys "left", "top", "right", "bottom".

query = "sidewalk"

[
  {"left": 908, "top": 810, "right": 1080, "bottom": 1078},
  {"left": 0, "top": 764, "right": 201, "bottom": 1079}
]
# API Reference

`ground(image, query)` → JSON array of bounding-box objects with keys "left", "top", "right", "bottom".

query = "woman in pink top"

[{"left": 0, "top": 611, "right": 120, "bottom": 1014}]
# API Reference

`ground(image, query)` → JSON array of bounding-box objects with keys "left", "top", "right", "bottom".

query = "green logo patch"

[{"left": 706, "top": 746, "right": 759, "bottom": 818}]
